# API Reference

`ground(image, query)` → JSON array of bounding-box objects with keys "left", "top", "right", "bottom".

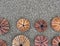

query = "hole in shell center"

[
  {"left": 22, "top": 24, "right": 25, "bottom": 27},
  {"left": 40, "top": 25, "right": 44, "bottom": 28},
  {"left": 58, "top": 42, "right": 60, "bottom": 46},
  {"left": 0, "top": 26, "right": 1, "bottom": 28},
  {"left": 20, "top": 44, "right": 23, "bottom": 46}
]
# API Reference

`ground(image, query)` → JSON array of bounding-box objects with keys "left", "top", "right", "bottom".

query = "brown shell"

[
  {"left": 0, "top": 39, "right": 7, "bottom": 46},
  {"left": 35, "top": 35, "right": 48, "bottom": 46},
  {"left": 52, "top": 36, "right": 60, "bottom": 46},
  {"left": 17, "top": 18, "right": 30, "bottom": 32},
  {"left": 34, "top": 19, "right": 47, "bottom": 32},
  {"left": 0, "top": 17, "right": 9, "bottom": 35},
  {"left": 51, "top": 16, "right": 60, "bottom": 32},
  {"left": 12, "top": 35, "right": 30, "bottom": 46}
]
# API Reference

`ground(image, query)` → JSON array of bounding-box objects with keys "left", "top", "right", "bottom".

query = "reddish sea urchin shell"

[
  {"left": 52, "top": 36, "right": 60, "bottom": 46},
  {"left": 34, "top": 19, "right": 47, "bottom": 32},
  {"left": 35, "top": 35, "right": 48, "bottom": 46},
  {"left": 0, "top": 17, "right": 9, "bottom": 35},
  {"left": 0, "top": 39, "right": 7, "bottom": 46}
]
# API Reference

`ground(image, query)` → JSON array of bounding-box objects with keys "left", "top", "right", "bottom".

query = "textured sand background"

[{"left": 0, "top": 0, "right": 60, "bottom": 46}]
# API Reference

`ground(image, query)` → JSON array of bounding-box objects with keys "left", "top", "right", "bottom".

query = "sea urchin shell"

[
  {"left": 0, "top": 39, "right": 7, "bottom": 46},
  {"left": 52, "top": 36, "right": 60, "bottom": 46},
  {"left": 34, "top": 19, "right": 47, "bottom": 32},
  {"left": 51, "top": 16, "right": 60, "bottom": 32},
  {"left": 17, "top": 18, "right": 30, "bottom": 32},
  {"left": 12, "top": 35, "right": 30, "bottom": 46},
  {"left": 35, "top": 35, "right": 48, "bottom": 46},
  {"left": 0, "top": 17, "right": 9, "bottom": 35}
]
